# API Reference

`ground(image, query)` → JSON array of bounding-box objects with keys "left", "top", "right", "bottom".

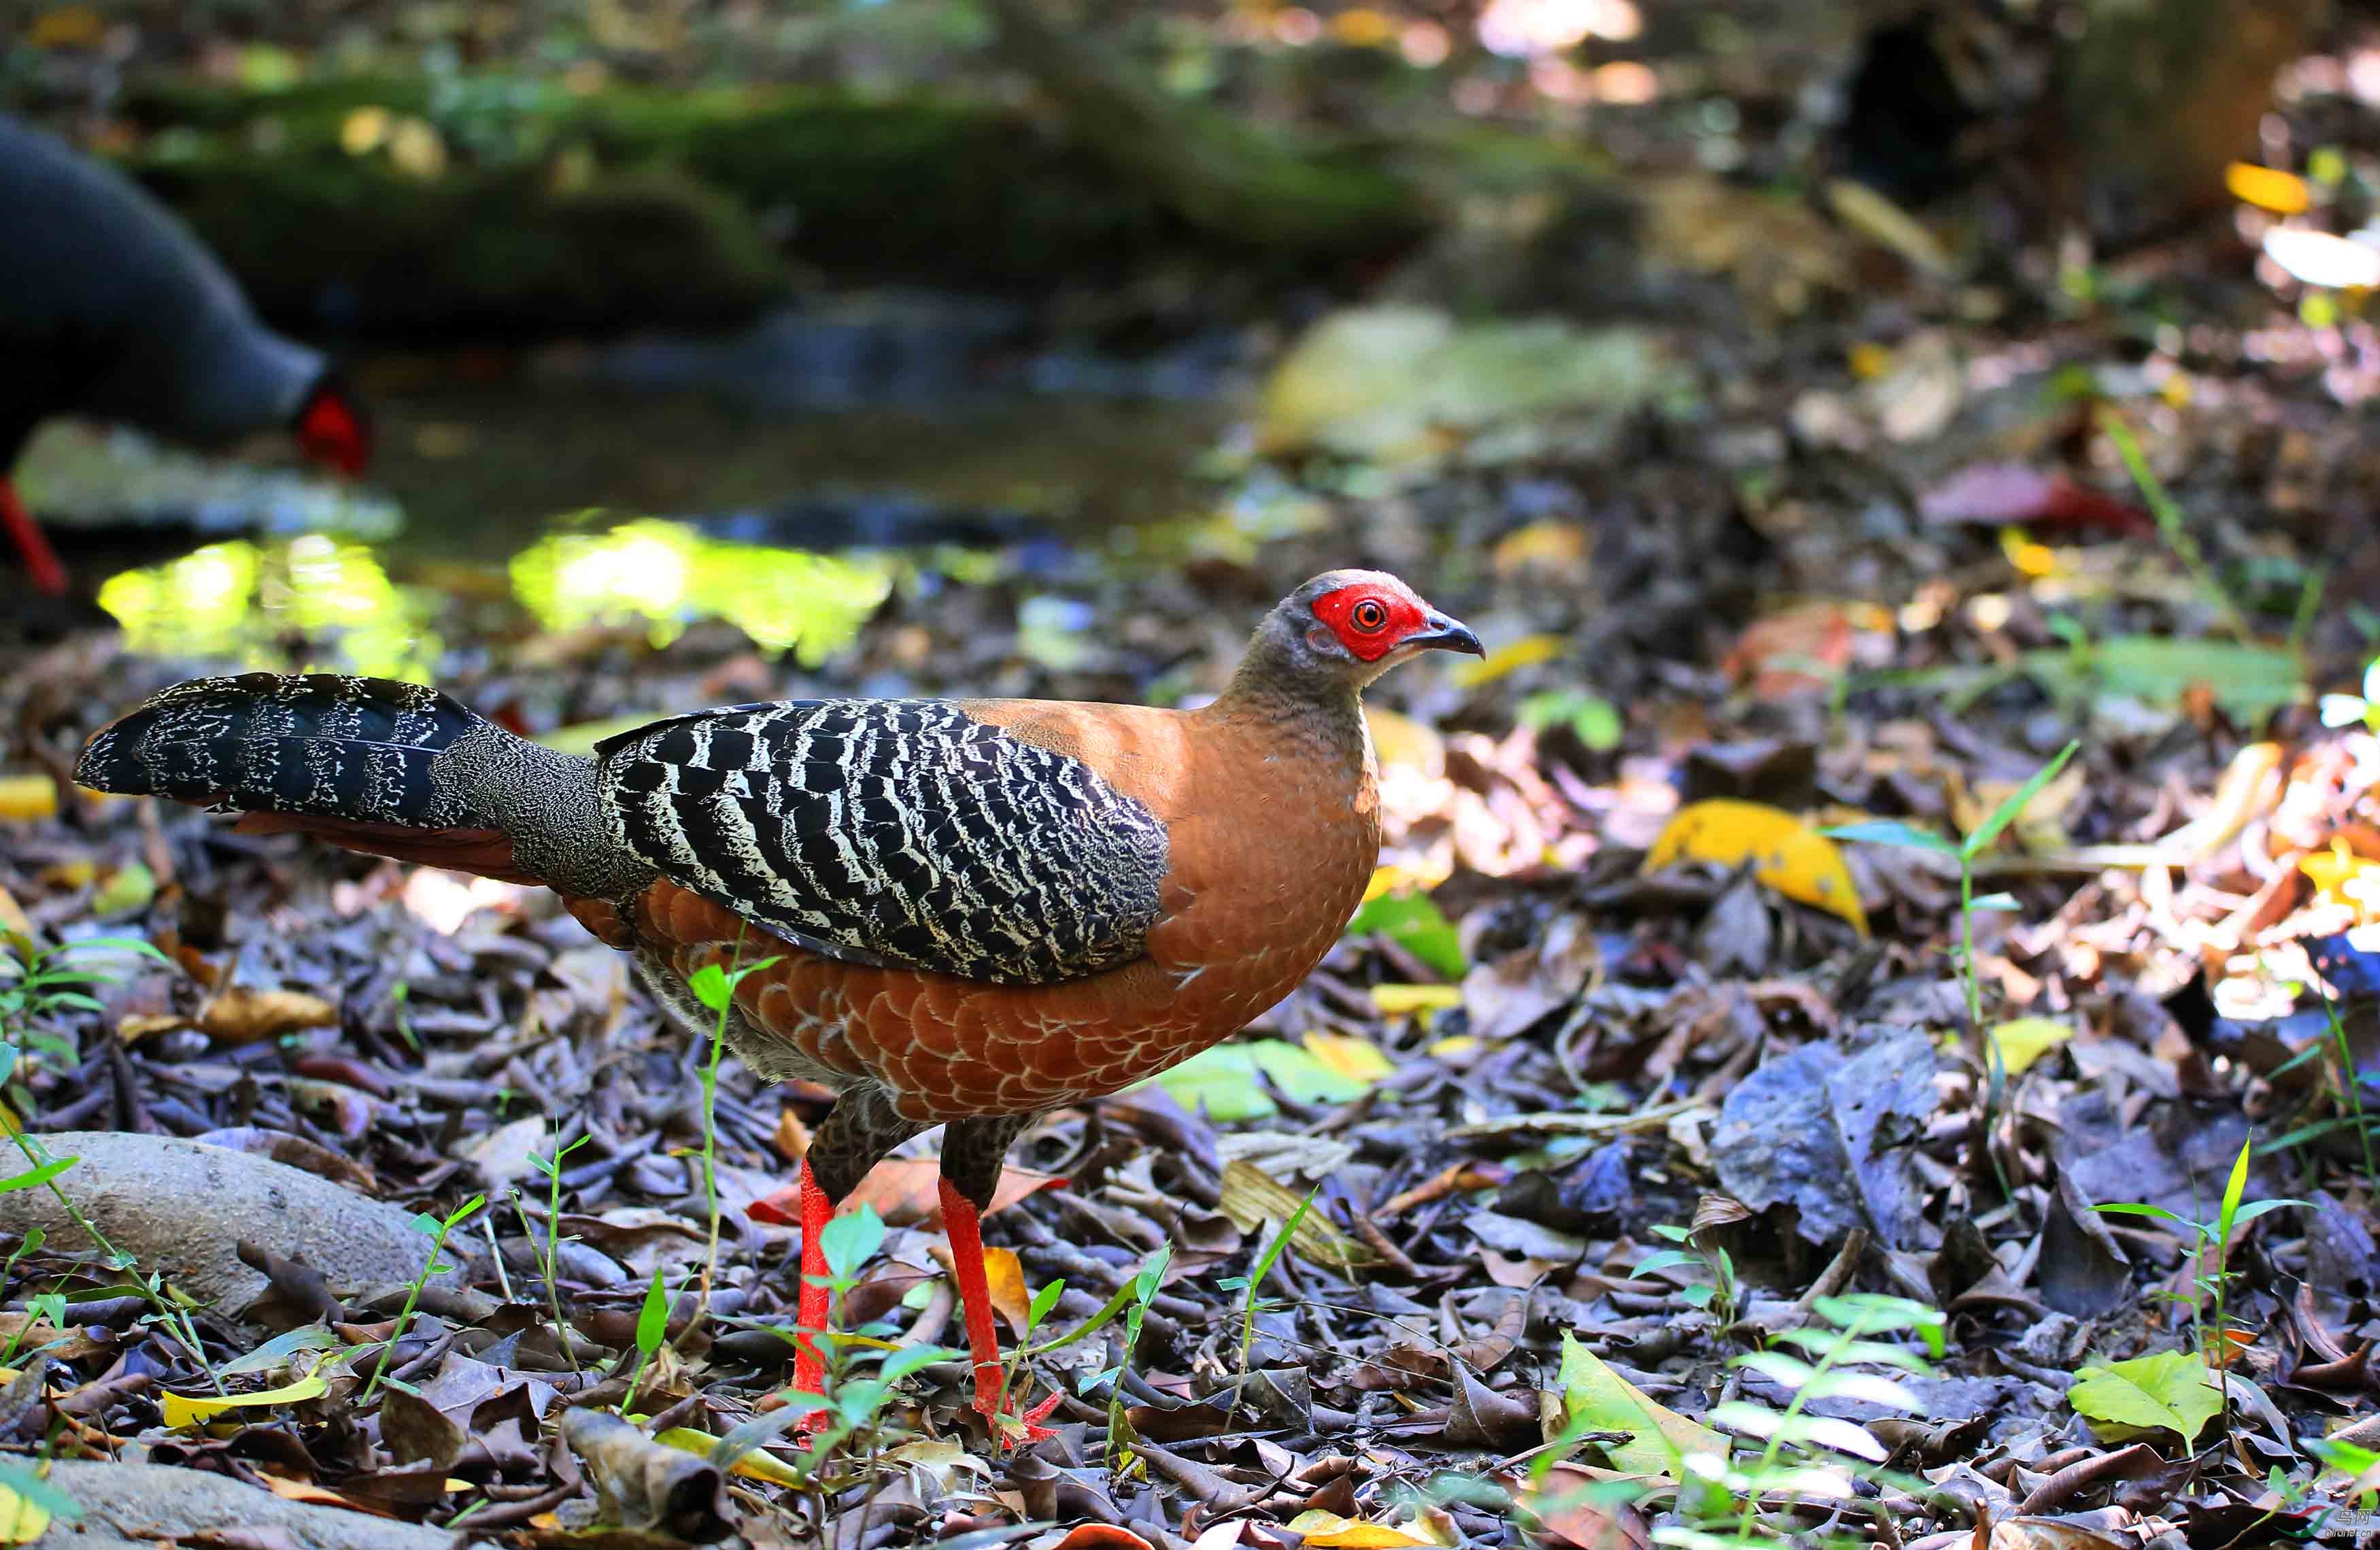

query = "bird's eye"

[{"left": 1350, "top": 599, "right": 1389, "bottom": 633}]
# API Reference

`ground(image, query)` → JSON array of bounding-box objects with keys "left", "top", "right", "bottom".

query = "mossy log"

[{"left": 977, "top": 0, "right": 1431, "bottom": 256}]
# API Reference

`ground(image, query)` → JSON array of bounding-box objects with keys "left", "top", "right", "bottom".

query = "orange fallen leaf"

[
  {"left": 1721, "top": 602, "right": 1890, "bottom": 698},
  {"left": 259, "top": 1475, "right": 394, "bottom": 1517},
  {"left": 773, "top": 1105, "right": 811, "bottom": 1164},
  {"left": 2226, "top": 161, "right": 2311, "bottom": 214},
  {"left": 926, "top": 1239, "right": 1032, "bottom": 1332},
  {"left": 747, "top": 1159, "right": 1063, "bottom": 1228},
  {"left": 1051, "top": 1527, "right": 1157, "bottom": 1550}
]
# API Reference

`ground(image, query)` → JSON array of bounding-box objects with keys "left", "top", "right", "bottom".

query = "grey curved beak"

[{"left": 1408, "top": 612, "right": 1485, "bottom": 656}]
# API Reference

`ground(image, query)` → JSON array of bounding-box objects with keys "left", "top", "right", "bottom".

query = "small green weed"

[
  {"left": 2093, "top": 1136, "right": 2298, "bottom": 1389},
  {"left": 1831, "top": 742, "right": 2078, "bottom": 1202},
  {"left": 363, "top": 1194, "right": 486, "bottom": 1402},
  {"left": 1635, "top": 1222, "right": 1740, "bottom": 1324}
]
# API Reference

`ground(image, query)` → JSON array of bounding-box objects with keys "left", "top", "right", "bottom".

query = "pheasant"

[
  {"left": 1, "top": 114, "right": 371, "bottom": 597},
  {"left": 75, "top": 569, "right": 1480, "bottom": 1441}
]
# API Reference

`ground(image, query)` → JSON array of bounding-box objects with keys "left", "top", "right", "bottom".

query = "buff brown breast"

[{"left": 74, "top": 569, "right": 1481, "bottom": 1443}]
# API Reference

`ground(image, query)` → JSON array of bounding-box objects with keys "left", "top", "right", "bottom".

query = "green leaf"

[
  {"left": 2217, "top": 1137, "right": 2251, "bottom": 1247},
  {"left": 1823, "top": 820, "right": 1960, "bottom": 856},
  {"left": 872, "top": 1343, "right": 956, "bottom": 1386},
  {"left": 634, "top": 1265, "right": 669, "bottom": 1355},
  {"left": 686, "top": 962, "right": 730, "bottom": 1013},
  {"left": 2091, "top": 1202, "right": 2191, "bottom": 1226},
  {"left": 1633, "top": 1249, "right": 1698, "bottom": 1277},
  {"left": 2069, "top": 1350, "right": 2224, "bottom": 1444},
  {"left": 709, "top": 1402, "right": 815, "bottom": 1476},
  {"left": 1145, "top": 1039, "right": 1376, "bottom": 1122},
  {"left": 1962, "top": 741, "right": 2079, "bottom": 858},
  {"left": 2231, "top": 1198, "right": 2305, "bottom": 1228},
  {"left": 818, "top": 1207, "right": 885, "bottom": 1281},
  {"left": 1342, "top": 892, "right": 1467, "bottom": 979},
  {"left": 0, "top": 1157, "right": 73, "bottom": 1195},
  {"left": 1027, "top": 1279, "right": 1065, "bottom": 1334},
  {"left": 1518, "top": 690, "right": 1625, "bottom": 752},
  {"left": 1132, "top": 1243, "right": 1172, "bottom": 1305}
]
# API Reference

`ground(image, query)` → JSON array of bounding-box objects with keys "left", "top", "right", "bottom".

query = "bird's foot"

[{"left": 979, "top": 1387, "right": 1062, "bottom": 1451}]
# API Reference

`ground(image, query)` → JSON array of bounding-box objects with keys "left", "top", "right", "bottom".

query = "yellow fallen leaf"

[
  {"left": 2226, "top": 161, "right": 2310, "bottom": 214},
  {"left": 1328, "top": 7, "right": 1395, "bottom": 46},
  {"left": 1824, "top": 177, "right": 1954, "bottom": 277},
  {"left": 25, "top": 5, "right": 105, "bottom": 49},
  {"left": 0, "top": 885, "right": 33, "bottom": 945},
  {"left": 0, "top": 1480, "right": 47, "bottom": 1545},
  {"left": 1643, "top": 799, "right": 1870, "bottom": 937},
  {"left": 1559, "top": 1334, "right": 1726, "bottom": 1477},
  {"left": 0, "top": 776, "right": 55, "bottom": 823},
  {"left": 1369, "top": 983, "right": 1463, "bottom": 1019},
  {"left": 1363, "top": 708, "right": 1446, "bottom": 777},
  {"left": 1448, "top": 634, "right": 1563, "bottom": 689},
  {"left": 161, "top": 1369, "right": 328, "bottom": 1429},
  {"left": 1490, "top": 521, "right": 1589, "bottom": 579},
  {"left": 1288, "top": 1512, "right": 1437, "bottom": 1549},
  {"left": 2304, "top": 838, "right": 2380, "bottom": 923},
  {"left": 1427, "top": 1034, "right": 1480, "bottom": 1060},
  {"left": 654, "top": 1426, "right": 802, "bottom": 1487},
  {"left": 339, "top": 105, "right": 392, "bottom": 156},
  {"left": 1304, "top": 1030, "right": 1397, "bottom": 1083},
  {"left": 1945, "top": 1017, "right": 2071, "bottom": 1078},
  {"left": 1846, "top": 341, "right": 1893, "bottom": 380}
]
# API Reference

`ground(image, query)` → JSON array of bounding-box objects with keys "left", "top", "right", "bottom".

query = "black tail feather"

[{"left": 77, "top": 672, "right": 490, "bottom": 827}]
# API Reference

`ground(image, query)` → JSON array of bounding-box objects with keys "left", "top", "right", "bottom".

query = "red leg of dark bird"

[
  {"left": 792, "top": 1158, "right": 833, "bottom": 1430},
  {"left": 938, "top": 1177, "right": 1059, "bottom": 1447},
  {"left": 0, "top": 480, "right": 67, "bottom": 597}
]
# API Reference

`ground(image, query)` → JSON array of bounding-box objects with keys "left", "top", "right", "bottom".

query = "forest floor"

[{"left": 7, "top": 7, "right": 2380, "bottom": 1550}]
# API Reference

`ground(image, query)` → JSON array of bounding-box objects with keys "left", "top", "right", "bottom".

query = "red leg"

[
  {"left": 792, "top": 1158, "right": 833, "bottom": 1429},
  {"left": 0, "top": 479, "right": 67, "bottom": 597},
  {"left": 938, "top": 1177, "right": 1059, "bottom": 1447}
]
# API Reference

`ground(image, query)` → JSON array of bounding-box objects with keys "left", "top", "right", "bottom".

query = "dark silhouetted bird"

[{"left": 1, "top": 114, "right": 371, "bottom": 596}]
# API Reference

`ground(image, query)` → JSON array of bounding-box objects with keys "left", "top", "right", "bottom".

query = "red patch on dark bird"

[
  {"left": 294, "top": 384, "right": 371, "bottom": 476},
  {"left": 0, "top": 479, "right": 69, "bottom": 596},
  {"left": 1311, "top": 581, "right": 1426, "bottom": 661}
]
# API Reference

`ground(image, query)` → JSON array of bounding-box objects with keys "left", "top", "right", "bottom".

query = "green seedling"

[
  {"left": 1830, "top": 741, "right": 2079, "bottom": 1202},
  {"left": 520, "top": 1130, "right": 591, "bottom": 1371},
  {"left": 684, "top": 937, "right": 782, "bottom": 1304},
  {"left": 1635, "top": 1222, "right": 1739, "bottom": 1324},
  {"left": 623, "top": 1264, "right": 670, "bottom": 1411},
  {"left": 1, "top": 937, "right": 222, "bottom": 1390},
  {"left": 1223, "top": 1189, "right": 1314, "bottom": 1413},
  {"left": 363, "top": 1194, "right": 485, "bottom": 1402},
  {"left": 2100, "top": 408, "right": 2254, "bottom": 639},
  {"left": 2093, "top": 1136, "right": 2299, "bottom": 1402}
]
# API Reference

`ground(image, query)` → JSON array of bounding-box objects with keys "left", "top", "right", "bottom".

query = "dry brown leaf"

[
  {"left": 1219, "top": 1160, "right": 1378, "bottom": 1269},
  {"left": 199, "top": 986, "right": 336, "bottom": 1045}
]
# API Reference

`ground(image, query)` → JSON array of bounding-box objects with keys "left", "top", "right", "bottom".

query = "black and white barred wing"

[{"left": 593, "top": 701, "right": 1171, "bottom": 985}]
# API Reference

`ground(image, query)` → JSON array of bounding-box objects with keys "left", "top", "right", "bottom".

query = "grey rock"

[{"left": 0, "top": 1132, "right": 471, "bottom": 1324}]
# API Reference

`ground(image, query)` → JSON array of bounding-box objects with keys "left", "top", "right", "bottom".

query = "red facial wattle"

[
  {"left": 1312, "top": 585, "right": 1427, "bottom": 662},
  {"left": 294, "top": 387, "right": 371, "bottom": 477}
]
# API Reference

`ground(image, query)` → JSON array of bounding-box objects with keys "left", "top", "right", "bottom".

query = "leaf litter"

[{"left": 7, "top": 16, "right": 2380, "bottom": 1550}]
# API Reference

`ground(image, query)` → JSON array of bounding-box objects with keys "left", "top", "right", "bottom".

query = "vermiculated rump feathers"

[
  {"left": 76, "top": 673, "right": 649, "bottom": 900},
  {"left": 596, "top": 699, "right": 1170, "bottom": 985},
  {"left": 78, "top": 674, "right": 483, "bottom": 823}
]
